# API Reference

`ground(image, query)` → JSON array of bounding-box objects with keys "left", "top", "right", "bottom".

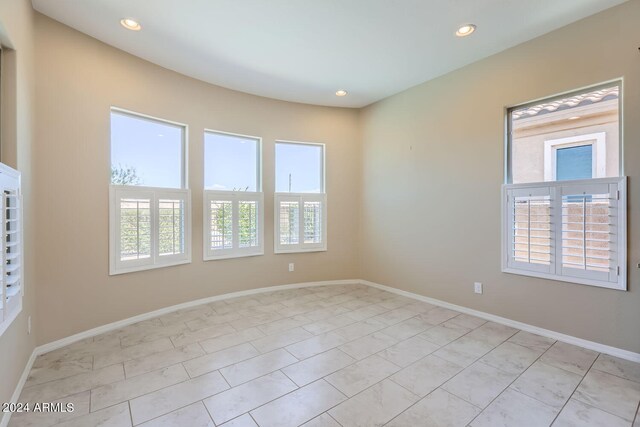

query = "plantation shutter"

[
  {"left": 204, "top": 191, "right": 263, "bottom": 260},
  {"left": 558, "top": 181, "right": 622, "bottom": 285},
  {"left": 503, "top": 177, "right": 626, "bottom": 290},
  {"left": 0, "top": 164, "right": 22, "bottom": 335},
  {"left": 110, "top": 187, "right": 190, "bottom": 274},
  {"left": 275, "top": 193, "right": 326, "bottom": 253}
]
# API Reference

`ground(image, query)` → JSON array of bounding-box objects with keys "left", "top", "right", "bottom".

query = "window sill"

[
  {"left": 502, "top": 267, "right": 626, "bottom": 291},
  {"left": 204, "top": 251, "right": 264, "bottom": 261},
  {"left": 109, "top": 258, "right": 191, "bottom": 276},
  {"left": 274, "top": 247, "right": 327, "bottom": 254}
]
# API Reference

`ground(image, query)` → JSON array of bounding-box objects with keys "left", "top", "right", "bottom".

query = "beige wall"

[
  {"left": 0, "top": 0, "right": 37, "bottom": 421},
  {"left": 360, "top": 0, "right": 640, "bottom": 353},
  {"left": 33, "top": 14, "right": 361, "bottom": 344}
]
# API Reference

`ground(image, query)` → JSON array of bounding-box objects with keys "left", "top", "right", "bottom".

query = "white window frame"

[
  {"left": 110, "top": 186, "right": 191, "bottom": 275},
  {"left": 502, "top": 177, "right": 626, "bottom": 291},
  {"left": 203, "top": 130, "right": 263, "bottom": 261},
  {"left": 543, "top": 132, "right": 606, "bottom": 181},
  {"left": 274, "top": 140, "right": 326, "bottom": 254},
  {"left": 0, "top": 163, "right": 23, "bottom": 337},
  {"left": 109, "top": 109, "right": 191, "bottom": 275}
]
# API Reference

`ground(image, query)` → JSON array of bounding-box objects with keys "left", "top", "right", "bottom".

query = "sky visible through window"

[
  {"left": 205, "top": 132, "right": 259, "bottom": 191},
  {"left": 111, "top": 111, "right": 183, "bottom": 188},
  {"left": 276, "top": 142, "right": 323, "bottom": 193}
]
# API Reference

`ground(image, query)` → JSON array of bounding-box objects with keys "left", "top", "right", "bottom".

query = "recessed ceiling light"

[
  {"left": 456, "top": 24, "right": 476, "bottom": 37},
  {"left": 120, "top": 18, "right": 142, "bottom": 31},
  {"left": 568, "top": 116, "right": 580, "bottom": 120},
  {"left": 335, "top": 90, "right": 348, "bottom": 97}
]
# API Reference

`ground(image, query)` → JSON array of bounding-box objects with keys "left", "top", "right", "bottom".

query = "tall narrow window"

[
  {"left": 204, "top": 130, "right": 263, "bottom": 260},
  {"left": 0, "top": 163, "right": 22, "bottom": 337},
  {"left": 504, "top": 82, "right": 626, "bottom": 290},
  {"left": 109, "top": 109, "right": 190, "bottom": 275},
  {"left": 275, "top": 141, "right": 326, "bottom": 253}
]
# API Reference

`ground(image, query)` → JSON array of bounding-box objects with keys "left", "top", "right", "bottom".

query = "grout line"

[{"left": 548, "top": 353, "right": 599, "bottom": 425}]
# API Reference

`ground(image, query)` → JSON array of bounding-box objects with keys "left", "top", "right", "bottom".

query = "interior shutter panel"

[
  {"left": 506, "top": 186, "right": 554, "bottom": 274},
  {"left": 0, "top": 165, "right": 22, "bottom": 330},
  {"left": 559, "top": 181, "right": 622, "bottom": 286}
]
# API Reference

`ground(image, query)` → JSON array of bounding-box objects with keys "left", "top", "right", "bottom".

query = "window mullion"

[{"left": 232, "top": 197, "right": 239, "bottom": 251}]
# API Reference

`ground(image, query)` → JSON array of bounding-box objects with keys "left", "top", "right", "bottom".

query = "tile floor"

[{"left": 9, "top": 283, "right": 640, "bottom": 427}]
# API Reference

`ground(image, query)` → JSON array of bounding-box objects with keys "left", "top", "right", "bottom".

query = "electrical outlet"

[
  {"left": 28, "top": 316, "right": 31, "bottom": 335},
  {"left": 289, "top": 263, "right": 295, "bottom": 272},
  {"left": 474, "top": 282, "right": 483, "bottom": 294}
]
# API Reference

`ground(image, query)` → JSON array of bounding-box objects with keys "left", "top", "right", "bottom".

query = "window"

[
  {"left": 203, "top": 131, "right": 263, "bottom": 260},
  {"left": 0, "top": 163, "right": 22, "bottom": 336},
  {"left": 504, "top": 82, "right": 626, "bottom": 290},
  {"left": 109, "top": 109, "right": 190, "bottom": 275},
  {"left": 275, "top": 141, "right": 326, "bottom": 253}
]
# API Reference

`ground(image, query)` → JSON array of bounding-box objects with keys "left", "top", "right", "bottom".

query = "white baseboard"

[
  {"left": 35, "top": 279, "right": 359, "bottom": 356},
  {"left": 0, "top": 349, "right": 37, "bottom": 427},
  {"left": 360, "top": 279, "right": 640, "bottom": 363}
]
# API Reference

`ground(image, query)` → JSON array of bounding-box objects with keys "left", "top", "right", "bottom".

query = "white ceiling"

[{"left": 32, "top": 0, "right": 626, "bottom": 108}]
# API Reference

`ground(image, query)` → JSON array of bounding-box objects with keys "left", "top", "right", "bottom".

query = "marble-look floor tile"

[
  {"left": 540, "top": 341, "right": 598, "bottom": 376},
  {"left": 592, "top": 354, "right": 640, "bottom": 383},
  {"left": 198, "top": 327, "right": 265, "bottom": 354},
  {"left": 466, "top": 322, "right": 518, "bottom": 346},
  {"left": 329, "top": 379, "right": 419, "bottom": 427},
  {"left": 433, "top": 336, "right": 495, "bottom": 367},
  {"left": 326, "top": 354, "right": 400, "bottom": 397},
  {"left": 442, "top": 361, "right": 517, "bottom": 408},
  {"left": 418, "top": 323, "right": 471, "bottom": 346},
  {"left": 183, "top": 342, "right": 260, "bottom": 378},
  {"left": 129, "top": 370, "right": 229, "bottom": 425},
  {"left": 303, "top": 314, "right": 357, "bottom": 335},
  {"left": 93, "top": 338, "right": 174, "bottom": 370},
  {"left": 120, "top": 322, "right": 190, "bottom": 348},
  {"left": 283, "top": 348, "right": 355, "bottom": 386},
  {"left": 220, "top": 348, "right": 298, "bottom": 386},
  {"left": 286, "top": 332, "right": 348, "bottom": 360},
  {"left": 20, "top": 364, "right": 125, "bottom": 404},
  {"left": 511, "top": 361, "right": 582, "bottom": 408},
  {"left": 203, "top": 371, "right": 297, "bottom": 425},
  {"left": 338, "top": 332, "right": 397, "bottom": 360},
  {"left": 373, "top": 307, "right": 419, "bottom": 326},
  {"left": 157, "top": 305, "right": 213, "bottom": 327},
  {"left": 170, "top": 323, "right": 236, "bottom": 347},
  {"left": 444, "top": 313, "right": 487, "bottom": 330},
  {"left": 386, "top": 388, "right": 481, "bottom": 427},
  {"left": 304, "top": 305, "right": 351, "bottom": 322},
  {"left": 250, "top": 327, "right": 313, "bottom": 353},
  {"left": 480, "top": 341, "right": 542, "bottom": 375},
  {"left": 378, "top": 316, "right": 433, "bottom": 340},
  {"left": 332, "top": 319, "right": 386, "bottom": 341},
  {"left": 403, "top": 301, "right": 437, "bottom": 314},
  {"left": 471, "top": 388, "right": 558, "bottom": 427},
  {"left": 377, "top": 335, "right": 440, "bottom": 367},
  {"left": 220, "top": 414, "right": 259, "bottom": 427},
  {"left": 508, "top": 331, "right": 556, "bottom": 353},
  {"left": 251, "top": 380, "right": 346, "bottom": 427},
  {"left": 344, "top": 304, "right": 388, "bottom": 321},
  {"left": 416, "top": 307, "right": 460, "bottom": 325},
  {"left": 54, "top": 402, "right": 131, "bottom": 427},
  {"left": 300, "top": 413, "right": 341, "bottom": 427},
  {"left": 24, "top": 356, "right": 94, "bottom": 387},
  {"left": 124, "top": 343, "right": 205, "bottom": 378},
  {"left": 552, "top": 398, "right": 629, "bottom": 427},
  {"left": 258, "top": 315, "right": 311, "bottom": 335},
  {"left": 186, "top": 312, "right": 244, "bottom": 331},
  {"left": 574, "top": 369, "right": 640, "bottom": 421},
  {"left": 139, "top": 402, "right": 214, "bottom": 427},
  {"left": 91, "top": 364, "right": 188, "bottom": 411},
  {"left": 390, "top": 354, "right": 463, "bottom": 397}
]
